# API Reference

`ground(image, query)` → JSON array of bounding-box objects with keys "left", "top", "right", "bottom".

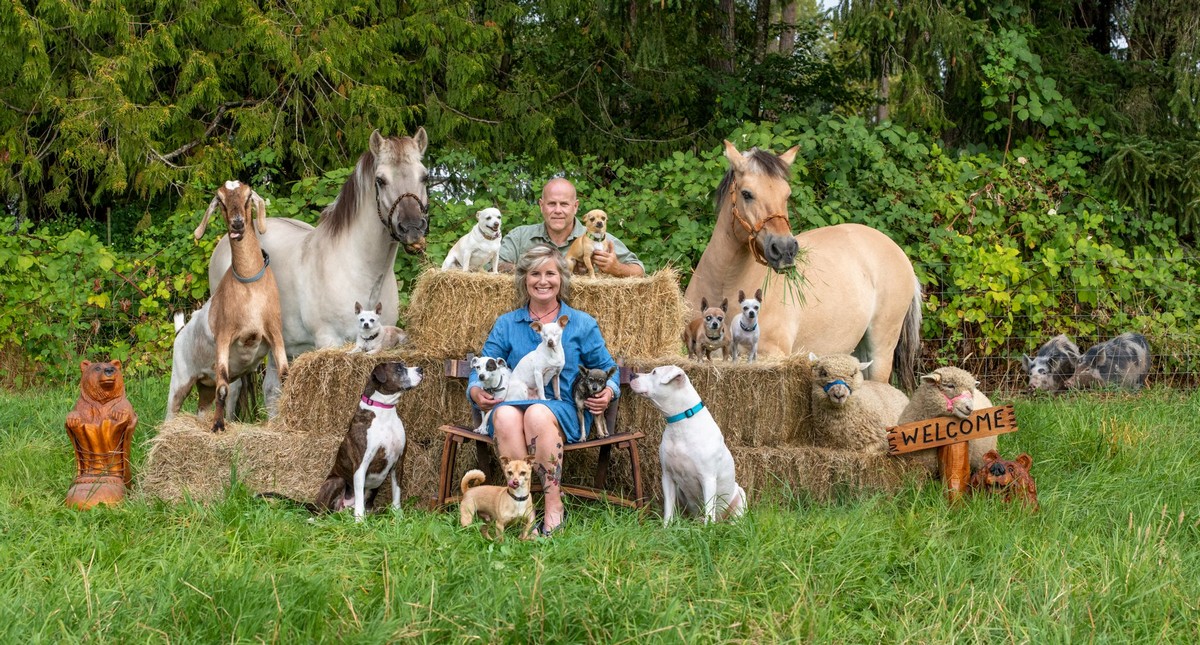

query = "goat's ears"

[
  {"left": 194, "top": 196, "right": 221, "bottom": 240},
  {"left": 249, "top": 191, "right": 267, "bottom": 235},
  {"left": 778, "top": 145, "right": 800, "bottom": 167}
]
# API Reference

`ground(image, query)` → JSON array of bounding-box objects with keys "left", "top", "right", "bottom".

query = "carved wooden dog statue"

[
  {"left": 968, "top": 449, "right": 1038, "bottom": 511},
  {"left": 64, "top": 360, "right": 138, "bottom": 509}
]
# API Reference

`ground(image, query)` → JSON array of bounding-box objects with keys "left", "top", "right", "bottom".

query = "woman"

[{"left": 468, "top": 244, "right": 620, "bottom": 535}]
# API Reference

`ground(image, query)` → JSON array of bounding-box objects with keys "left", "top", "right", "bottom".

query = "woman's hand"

[
  {"left": 584, "top": 386, "right": 614, "bottom": 414},
  {"left": 470, "top": 386, "right": 499, "bottom": 412}
]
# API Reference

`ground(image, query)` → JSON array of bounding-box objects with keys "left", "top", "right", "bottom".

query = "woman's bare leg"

[{"left": 523, "top": 404, "right": 566, "bottom": 532}]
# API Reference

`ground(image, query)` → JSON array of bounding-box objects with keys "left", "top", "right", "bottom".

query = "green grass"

[{"left": 2, "top": 379, "right": 1199, "bottom": 642}]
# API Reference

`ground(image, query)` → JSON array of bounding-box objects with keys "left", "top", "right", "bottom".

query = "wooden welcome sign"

[
  {"left": 886, "top": 404, "right": 1019, "bottom": 502},
  {"left": 886, "top": 405, "right": 1018, "bottom": 455}
]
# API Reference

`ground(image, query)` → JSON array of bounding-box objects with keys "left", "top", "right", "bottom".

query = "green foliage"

[{"left": 3, "top": 379, "right": 1200, "bottom": 640}]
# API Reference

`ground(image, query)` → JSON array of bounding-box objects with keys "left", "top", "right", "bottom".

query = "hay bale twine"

[{"left": 403, "top": 267, "right": 690, "bottom": 360}]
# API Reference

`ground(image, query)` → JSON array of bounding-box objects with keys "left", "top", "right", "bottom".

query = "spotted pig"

[
  {"left": 1065, "top": 332, "right": 1150, "bottom": 391},
  {"left": 1021, "top": 334, "right": 1080, "bottom": 393}
]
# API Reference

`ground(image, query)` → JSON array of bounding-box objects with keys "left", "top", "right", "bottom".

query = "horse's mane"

[
  {"left": 319, "top": 149, "right": 375, "bottom": 239},
  {"left": 715, "top": 148, "right": 792, "bottom": 208}
]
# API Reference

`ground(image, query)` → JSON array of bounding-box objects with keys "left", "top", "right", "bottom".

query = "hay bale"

[
  {"left": 140, "top": 415, "right": 448, "bottom": 506},
  {"left": 616, "top": 355, "right": 814, "bottom": 448},
  {"left": 731, "top": 446, "right": 919, "bottom": 502},
  {"left": 403, "top": 267, "right": 690, "bottom": 359},
  {"left": 272, "top": 347, "right": 466, "bottom": 439}
]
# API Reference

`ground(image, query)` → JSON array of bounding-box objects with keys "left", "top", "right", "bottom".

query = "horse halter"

[
  {"left": 728, "top": 181, "right": 791, "bottom": 267},
  {"left": 376, "top": 185, "right": 429, "bottom": 242}
]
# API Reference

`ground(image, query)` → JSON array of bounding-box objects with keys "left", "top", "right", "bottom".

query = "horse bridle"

[
  {"left": 727, "top": 181, "right": 791, "bottom": 267},
  {"left": 376, "top": 186, "right": 428, "bottom": 243}
]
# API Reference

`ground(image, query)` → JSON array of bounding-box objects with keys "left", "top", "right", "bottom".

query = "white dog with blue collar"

[{"left": 630, "top": 365, "right": 746, "bottom": 524}]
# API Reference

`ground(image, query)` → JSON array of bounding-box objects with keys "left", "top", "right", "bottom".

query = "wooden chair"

[{"left": 435, "top": 358, "right": 646, "bottom": 509}]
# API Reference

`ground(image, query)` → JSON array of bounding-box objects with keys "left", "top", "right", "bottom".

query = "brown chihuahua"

[{"left": 459, "top": 455, "right": 537, "bottom": 540}]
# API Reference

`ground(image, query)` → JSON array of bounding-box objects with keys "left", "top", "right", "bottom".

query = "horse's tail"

[{"left": 893, "top": 275, "right": 923, "bottom": 392}]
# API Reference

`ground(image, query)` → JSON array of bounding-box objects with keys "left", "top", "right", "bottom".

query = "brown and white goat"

[{"left": 194, "top": 181, "right": 289, "bottom": 432}]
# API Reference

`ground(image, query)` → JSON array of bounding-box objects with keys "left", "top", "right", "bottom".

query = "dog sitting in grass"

[{"left": 459, "top": 455, "right": 536, "bottom": 541}]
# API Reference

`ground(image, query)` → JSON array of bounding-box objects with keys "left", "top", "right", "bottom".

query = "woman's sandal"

[{"left": 537, "top": 508, "right": 568, "bottom": 537}]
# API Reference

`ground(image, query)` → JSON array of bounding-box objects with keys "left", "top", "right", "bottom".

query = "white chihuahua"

[
  {"left": 350, "top": 302, "right": 408, "bottom": 354},
  {"left": 443, "top": 207, "right": 503, "bottom": 273},
  {"left": 728, "top": 288, "right": 762, "bottom": 363},
  {"left": 630, "top": 365, "right": 746, "bottom": 524},
  {"left": 505, "top": 316, "right": 568, "bottom": 401}
]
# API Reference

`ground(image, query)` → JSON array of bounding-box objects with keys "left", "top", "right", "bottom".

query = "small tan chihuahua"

[
  {"left": 565, "top": 209, "right": 614, "bottom": 277},
  {"left": 459, "top": 455, "right": 536, "bottom": 541}
]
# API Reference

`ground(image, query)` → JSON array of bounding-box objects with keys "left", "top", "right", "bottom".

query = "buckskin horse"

[
  {"left": 686, "top": 140, "right": 921, "bottom": 390},
  {"left": 208, "top": 128, "right": 430, "bottom": 410}
]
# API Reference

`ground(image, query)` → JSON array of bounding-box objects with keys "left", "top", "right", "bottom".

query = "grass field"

[{"left": 2, "top": 378, "right": 1198, "bottom": 642}]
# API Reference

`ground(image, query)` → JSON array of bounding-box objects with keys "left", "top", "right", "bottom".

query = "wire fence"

[{"left": 913, "top": 258, "right": 1198, "bottom": 395}]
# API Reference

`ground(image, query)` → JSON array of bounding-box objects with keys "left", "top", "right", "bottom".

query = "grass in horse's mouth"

[{"left": 762, "top": 248, "right": 809, "bottom": 306}]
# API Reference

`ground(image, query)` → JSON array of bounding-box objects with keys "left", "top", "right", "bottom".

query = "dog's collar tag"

[
  {"left": 361, "top": 395, "right": 396, "bottom": 409},
  {"left": 233, "top": 250, "right": 270, "bottom": 284},
  {"left": 822, "top": 379, "right": 850, "bottom": 393},
  {"left": 664, "top": 401, "right": 705, "bottom": 424},
  {"left": 507, "top": 490, "right": 529, "bottom": 502}
]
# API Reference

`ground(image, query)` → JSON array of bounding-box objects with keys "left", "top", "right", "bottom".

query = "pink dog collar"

[
  {"left": 361, "top": 395, "right": 396, "bottom": 409},
  {"left": 943, "top": 390, "right": 973, "bottom": 412}
]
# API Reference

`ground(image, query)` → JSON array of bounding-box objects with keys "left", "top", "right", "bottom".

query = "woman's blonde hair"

[{"left": 514, "top": 243, "right": 572, "bottom": 308}]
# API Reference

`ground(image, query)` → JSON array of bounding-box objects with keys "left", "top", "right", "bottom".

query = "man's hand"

[
  {"left": 592, "top": 244, "right": 644, "bottom": 277},
  {"left": 584, "top": 386, "right": 614, "bottom": 414}
]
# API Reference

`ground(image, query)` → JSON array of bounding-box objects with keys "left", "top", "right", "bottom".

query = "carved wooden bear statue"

[
  {"left": 968, "top": 449, "right": 1038, "bottom": 511},
  {"left": 64, "top": 360, "right": 138, "bottom": 509}
]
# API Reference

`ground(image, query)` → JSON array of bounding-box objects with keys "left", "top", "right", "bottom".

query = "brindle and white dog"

[{"left": 313, "top": 361, "right": 423, "bottom": 520}]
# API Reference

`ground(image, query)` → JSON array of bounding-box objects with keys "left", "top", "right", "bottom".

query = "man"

[{"left": 498, "top": 178, "right": 645, "bottom": 277}]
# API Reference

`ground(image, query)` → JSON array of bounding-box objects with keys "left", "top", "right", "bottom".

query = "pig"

[
  {"left": 1065, "top": 332, "right": 1150, "bottom": 391},
  {"left": 1021, "top": 334, "right": 1081, "bottom": 393}
]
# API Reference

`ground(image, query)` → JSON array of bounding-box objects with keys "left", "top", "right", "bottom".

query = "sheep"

[
  {"left": 165, "top": 302, "right": 242, "bottom": 421},
  {"left": 807, "top": 353, "right": 909, "bottom": 453},
  {"left": 896, "top": 366, "right": 996, "bottom": 474},
  {"left": 193, "top": 180, "right": 289, "bottom": 433}
]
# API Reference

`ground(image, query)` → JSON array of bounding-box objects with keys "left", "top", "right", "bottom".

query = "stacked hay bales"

[{"left": 141, "top": 266, "right": 919, "bottom": 506}]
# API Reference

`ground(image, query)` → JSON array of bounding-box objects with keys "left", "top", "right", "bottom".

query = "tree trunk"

[
  {"left": 718, "top": 0, "right": 736, "bottom": 73},
  {"left": 779, "top": 1, "right": 798, "bottom": 56},
  {"left": 877, "top": 49, "right": 890, "bottom": 123},
  {"left": 754, "top": 0, "right": 772, "bottom": 64}
]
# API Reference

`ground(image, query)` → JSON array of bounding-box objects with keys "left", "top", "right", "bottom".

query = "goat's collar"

[
  {"left": 360, "top": 395, "right": 396, "bottom": 410},
  {"left": 507, "top": 490, "right": 529, "bottom": 502},
  {"left": 664, "top": 401, "right": 705, "bottom": 424},
  {"left": 232, "top": 250, "right": 270, "bottom": 284}
]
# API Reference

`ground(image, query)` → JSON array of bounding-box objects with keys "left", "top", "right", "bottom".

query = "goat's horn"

[
  {"left": 250, "top": 191, "right": 267, "bottom": 235},
  {"left": 194, "top": 196, "right": 221, "bottom": 240}
]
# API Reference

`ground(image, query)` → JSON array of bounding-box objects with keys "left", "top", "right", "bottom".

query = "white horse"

[{"left": 208, "top": 129, "right": 430, "bottom": 411}]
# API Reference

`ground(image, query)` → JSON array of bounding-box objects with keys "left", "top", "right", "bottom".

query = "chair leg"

[
  {"left": 476, "top": 440, "right": 493, "bottom": 481},
  {"left": 625, "top": 439, "right": 644, "bottom": 508},
  {"left": 438, "top": 435, "right": 461, "bottom": 508},
  {"left": 595, "top": 444, "right": 612, "bottom": 489}
]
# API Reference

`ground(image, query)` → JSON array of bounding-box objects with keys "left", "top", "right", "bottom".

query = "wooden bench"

[{"left": 435, "top": 358, "right": 646, "bottom": 509}]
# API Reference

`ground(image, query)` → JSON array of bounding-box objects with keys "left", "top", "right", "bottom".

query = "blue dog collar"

[
  {"left": 822, "top": 379, "right": 850, "bottom": 393},
  {"left": 664, "top": 401, "right": 705, "bottom": 424}
]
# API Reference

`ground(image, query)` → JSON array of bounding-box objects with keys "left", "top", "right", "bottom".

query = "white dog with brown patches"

[{"left": 630, "top": 365, "right": 746, "bottom": 524}]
